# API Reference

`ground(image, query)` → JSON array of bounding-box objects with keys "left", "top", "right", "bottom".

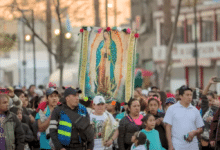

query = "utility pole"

[
  {"left": 106, "top": 0, "right": 108, "bottom": 27},
  {"left": 47, "top": 0, "right": 53, "bottom": 76},
  {"left": 56, "top": 0, "right": 64, "bottom": 86},
  {"left": 193, "top": 1, "right": 199, "bottom": 88},
  {"left": 18, "top": 18, "right": 21, "bottom": 86},
  {"left": 32, "top": 10, "right": 37, "bottom": 86},
  {"left": 22, "top": 13, "right": 27, "bottom": 87}
]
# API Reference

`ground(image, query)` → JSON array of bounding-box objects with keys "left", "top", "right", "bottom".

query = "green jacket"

[{"left": 3, "top": 111, "right": 25, "bottom": 150}]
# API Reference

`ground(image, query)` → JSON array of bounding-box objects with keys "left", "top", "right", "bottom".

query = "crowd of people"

[{"left": 1, "top": 77, "right": 220, "bottom": 150}]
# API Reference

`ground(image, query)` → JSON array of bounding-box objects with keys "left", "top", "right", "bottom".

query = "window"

[
  {"left": 187, "top": 19, "right": 194, "bottom": 43},
  {"left": 202, "top": 16, "right": 213, "bottom": 42},
  {"left": 187, "top": 25, "right": 193, "bottom": 43},
  {"left": 160, "top": 23, "right": 165, "bottom": 45},
  {"left": 175, "top": 21, "right": 184, "bottom": 43},
  {"left": 217, "top": 14, "right": 220, "bottom": 41}
]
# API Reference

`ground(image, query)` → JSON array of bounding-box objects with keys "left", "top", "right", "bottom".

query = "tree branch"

[
  {"left": 64, "top": 42, "right": 78, "bottom": 61},
  {"left": 14, "top": 4, "right": 57, "bottom": 58},
  {"left": 161, "top": 0, "right": 182, "bottom": 90}
]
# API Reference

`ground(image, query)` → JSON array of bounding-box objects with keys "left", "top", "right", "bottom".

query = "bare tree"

[
  {"left": 161, "top": 0, "right": 182, "bottom": 90},
  {"left": 0, "top": 0, "right": 77, "bottom": 86},
  {"left": 94, "top": 0, "right": 100, "bottom": 26},
  {"left": 53, "top": 0, "right": 63, "bottom": 86},
  {"left": 47, "top": 0, "right": 53, "bottom": 75},
  {"left": 162, "top": 0, "right": 172, "bottom": 45}
]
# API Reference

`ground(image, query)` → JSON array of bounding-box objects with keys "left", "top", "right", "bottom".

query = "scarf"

[{"left": 36, "top": 101, "right": 61, "bottom": 113}]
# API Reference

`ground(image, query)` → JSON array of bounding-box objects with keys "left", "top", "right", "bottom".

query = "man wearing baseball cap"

[
  {"left": 36, "top": 88, "right": 60, "bottom": 150},
  {"left": 49, "top": 87, "right": 94, "bottom": 150}
]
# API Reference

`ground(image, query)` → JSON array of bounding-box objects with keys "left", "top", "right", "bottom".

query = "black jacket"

[
  {"left": 118, "top": 116, "right": 142, "bottom": 150},
  {"left": 21, "top": 123, "right": 34, "bottom": 143},
  {"left": 210, "top": 108, "right": 220, "bottom": 142},
  {"left": 22, "top": 107, "right": 30, "bottom": 116},
  {"left": 50, "top": 103, "right": 94, "bottom": 150},
  {"left": 153, "top": 112, "right": 168, "bottom": 149}
]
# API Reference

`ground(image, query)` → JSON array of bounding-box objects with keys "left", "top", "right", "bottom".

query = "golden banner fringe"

[
  {"left": 79, "top": 31, "right": 89, "bottom": 98},
  {"left": 125, "top": 32, "right": 136, "bottom": 102}
]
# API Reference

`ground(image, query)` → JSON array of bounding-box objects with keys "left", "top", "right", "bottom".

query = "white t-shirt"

[
  {"left": 86, "top": 107, "right": 94, "bottom": 115},
  {"left": 90, "top": 111, "right": 117, "bottom": 150},
  {"left": 163, "top": 101, "right": 204, "bottom": 150},
  {"left": 140, "top": 111, "right": 146, "bottom": 116},
  {"left": 131, "top": 143, "right": 147, "bottom": 150}
]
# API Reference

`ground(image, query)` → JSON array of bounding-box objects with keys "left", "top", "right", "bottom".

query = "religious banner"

[{"left": 78, "top": 27, "right": 139, "bottom": 102}]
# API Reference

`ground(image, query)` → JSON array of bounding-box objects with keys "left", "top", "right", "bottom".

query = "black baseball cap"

[
  {"left": 46, "top": 88, "right": 58, "bottom": 96},
  {"left": 64, "top": 87, "right": 82, "bottom": 98}
]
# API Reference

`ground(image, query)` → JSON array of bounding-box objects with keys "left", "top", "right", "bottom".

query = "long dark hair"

[
  {"left": 30, "top": 96, "right": 42, "bottom": 109},
  {"left": 134, "top": 131, "right": 150, "bottom": 150},
  {"left": 127, "top": 97, "right": 139, "bottom": 114},
  {"left": 159, "top": 91, "right": 167, "bottom": 110},
  {"left": 141, "top": 114, "right": 154, "bottom": 128},
  {"left": 138, "top": 97, "right": 147, "bottom": 111},
  {"left": 148, "top": 97, "right": 160, "bottom": 106},
  {"left": 10, "top": 106, "right": 23, "bottom": 114}
]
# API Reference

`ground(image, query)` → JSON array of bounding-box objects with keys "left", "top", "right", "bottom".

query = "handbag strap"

[
  {"left": 60, "top": 108, "right": 85, "bottom": 144},
  {"left": 126, "top": 115, "right": 139, "bottom": 127},
  {"left": 61, "top": 108, "right": 82, "bottom": 127}
]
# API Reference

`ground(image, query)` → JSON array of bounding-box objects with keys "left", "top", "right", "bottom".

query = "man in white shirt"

[
  {"left": 90, "top": 96, "right": 119, "bottom": 150},
  {"left": 163, "top": 86, "right": 204, "bottom": 150}
]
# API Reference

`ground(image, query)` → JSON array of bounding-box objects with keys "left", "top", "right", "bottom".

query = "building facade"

[{"left": 153, "top": 1, "right": 220, "bottom": 92}]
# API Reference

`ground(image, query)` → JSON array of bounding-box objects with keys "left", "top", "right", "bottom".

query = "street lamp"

[
  {"left": 108, "top": 4, "right": 113, "bottom": 8},
  {"left": 54, "top": 29, "right": 60, "bottom": 36},
  {"left": 186, "top": 0, "right": 199, "bottom": 105},
  {"left": 186, "top": 0, "right": 199, "bottom": 88},
  {"left": 65, "top": 32, "right": 72, "bottom": 39},
  {"left": 25, "top": 34, "right": 31, "bottom": 42},
  {"left": 21, "top": 9, "right": 37, "bottom": 86}
]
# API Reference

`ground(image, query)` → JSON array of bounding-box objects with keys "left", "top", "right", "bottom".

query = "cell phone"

[
  {"left": 213, "top": 78, "right": 220, "bottom": 82},
  {"left": 184, "top": 134, "right": 189, "bottom": 141},
  {"left": 0, "top": 88, "right": 9, "bottom": 94}
]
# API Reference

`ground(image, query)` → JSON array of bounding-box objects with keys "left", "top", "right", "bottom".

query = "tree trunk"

[
  {"left": 59, "top": 63, "right": 64, "bottom": 87},
  {"left": 46, "top": 0, "right": 53, "bottom": 76},
  {"left": 94, "top": 0, "right": 100, "bottom": 26},
  {"left": 161, "top": 0, "right": 182, "bottom": 91},
  {"left": 163, "top": 0, "right": 172, "bottom": 45},
  {"left": 56, "top": 0, "right": 63, "bottom": 87}
]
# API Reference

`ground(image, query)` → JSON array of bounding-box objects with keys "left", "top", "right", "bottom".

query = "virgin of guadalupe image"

[{"left": 95, "top": 31, "right": 117, "bottom": 96}]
